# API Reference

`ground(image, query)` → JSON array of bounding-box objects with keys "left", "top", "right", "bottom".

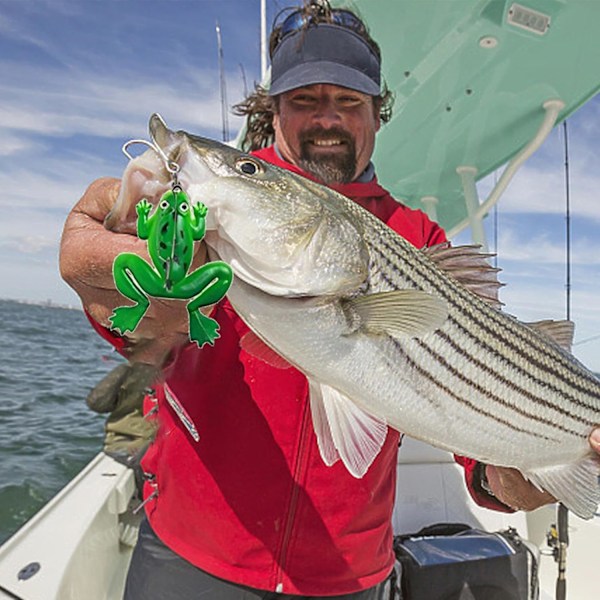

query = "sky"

[{"left": 0, "top": 0, "right": 598, "bottom": 371}]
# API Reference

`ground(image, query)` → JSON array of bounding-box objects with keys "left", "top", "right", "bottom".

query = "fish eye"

[{"left": 236, "top": 158, "right": 263, "bottom": 176}]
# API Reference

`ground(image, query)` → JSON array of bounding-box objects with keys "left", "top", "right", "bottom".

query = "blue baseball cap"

[{"left": 269, "top": 23, "right": 381, "bottom": 96}]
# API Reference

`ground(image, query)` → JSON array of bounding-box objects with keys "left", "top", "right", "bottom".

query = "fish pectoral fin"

[
  {"left": 345, "top": 290, "right": 448, "bottom": 339},
  {"left": 308, "top": 379, "right": 388, "bottom": 478},
  {"left": 527, "top": 454, "right": 600, "bottom": 520},
  {"left": 524, "top": 319, "right": 575, "bottom": 352},
  {"left": 239, "top": 332, "right": 292, "bottom": 369}
]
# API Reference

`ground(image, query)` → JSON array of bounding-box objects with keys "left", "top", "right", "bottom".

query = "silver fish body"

[{"left": 110, "top": 115, "right": 600, "bottom": 519}]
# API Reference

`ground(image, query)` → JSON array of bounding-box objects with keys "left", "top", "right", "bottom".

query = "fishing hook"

[
  {"left": 122, "top": 138, "right": 181, "bottom": 190},
  {"left": 121, "top": 138, "right": 181, "bottom": 177}
]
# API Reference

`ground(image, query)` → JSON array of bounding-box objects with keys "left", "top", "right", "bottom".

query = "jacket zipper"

[{"left": 274, "top": 396, "right": 312, "bottom": 592}]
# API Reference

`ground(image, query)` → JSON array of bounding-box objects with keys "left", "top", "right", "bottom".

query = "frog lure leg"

[{"left": 108, "top": 140, "right": 233, "bottom": 348}]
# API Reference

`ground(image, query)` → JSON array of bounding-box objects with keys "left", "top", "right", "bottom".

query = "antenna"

[
  {"left": 260, "top": 0, "right": 267, "bottom": 81},
  {"left": 216, "top": 21, "right": 230, "bottom": 142}
]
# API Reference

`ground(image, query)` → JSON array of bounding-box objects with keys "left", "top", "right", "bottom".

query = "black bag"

[{"left": 393, "top": 523, "right": 537, "bottom": 600}]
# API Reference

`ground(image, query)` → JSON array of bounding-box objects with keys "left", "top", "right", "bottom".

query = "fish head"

[{"left": 143, "top": 114, "right": 369, "bottom": 297}]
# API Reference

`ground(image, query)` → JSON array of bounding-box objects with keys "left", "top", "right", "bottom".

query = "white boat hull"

[{"left": 0, "top": 453, "right": 139, "bottom": 600}]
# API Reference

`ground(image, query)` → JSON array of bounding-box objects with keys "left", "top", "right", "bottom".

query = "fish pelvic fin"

[
  {"left": 344, "top": 290, "right": 447, "bottom": 339},
  {"left": 308, "top": 379, "right": 388, "bottom": 478},
  {"left": 527, "top": 454, "right": 600, "bottom": 520}
]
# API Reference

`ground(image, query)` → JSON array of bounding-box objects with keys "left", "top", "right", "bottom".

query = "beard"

[{"left": 297, "top": 127, "right": 357, "bottom": 184}]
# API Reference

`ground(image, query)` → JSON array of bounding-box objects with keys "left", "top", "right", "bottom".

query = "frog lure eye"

[{"left": 108, "top": 138, "right": 233, "bottom": 348}]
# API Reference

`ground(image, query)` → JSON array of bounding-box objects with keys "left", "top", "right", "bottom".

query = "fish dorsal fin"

[
  {"left": 424, "top": 243, "right": 504, "bottom": 309},
  {"left": 525, "top": 319, "right": 575, "bottom": 352},
  {"left": 309, "top": 379, "right": 388, "bottom": 478},
  {"left": 240, "top": 331, "right": 291, "bottom": 369},
  {"left": 345, "top": 290, "right": 448, "bottom": 339}
]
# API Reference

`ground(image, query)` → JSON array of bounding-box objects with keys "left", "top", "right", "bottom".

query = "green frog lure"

[{"left": 109, "top": 139, "right": 233, "bottom": 348}]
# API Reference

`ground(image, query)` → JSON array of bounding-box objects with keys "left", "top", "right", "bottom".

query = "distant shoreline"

[{"left": 0, "top": 297, "right": 81, "bottom": 312}]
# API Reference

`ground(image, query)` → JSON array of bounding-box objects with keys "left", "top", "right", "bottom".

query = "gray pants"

[{"left": 124, "top": 518, "right": 400, "bottom": 600}]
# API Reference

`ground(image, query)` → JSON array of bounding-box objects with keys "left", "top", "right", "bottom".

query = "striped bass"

[{"left": 109, "top": 115, "right": 600, "bottom": 519}]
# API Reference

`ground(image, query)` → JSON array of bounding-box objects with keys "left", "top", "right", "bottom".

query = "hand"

[
  {"left": 485, "top": 427, "right": 600, "bottom": 511},
  {"left": 485, "top": 465, "right": 555, "bottom": 512},
  {"left": 60, "top": 177, "right": 207, "bottom": 365}
]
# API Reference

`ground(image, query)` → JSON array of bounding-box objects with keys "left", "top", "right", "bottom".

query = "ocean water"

[{"left": 0, "top": 299, "right": 123, "bottom": 544}]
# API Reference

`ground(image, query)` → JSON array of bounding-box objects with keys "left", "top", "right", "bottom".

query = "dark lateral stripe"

[
  {"left": 411, "top": 337, "right": 585, "bottom": 439},
  {"left": 448, "top": 316, "right": 600, "bottom": 412},
  {"left": 400, "top": 342, "right": 561, "bottom": 443},
  {"left": 370, "top": 236, "right": 600, "bottom": 410},
  {"left": 434, "top": 328, "right": 598, "bottom": 429}
]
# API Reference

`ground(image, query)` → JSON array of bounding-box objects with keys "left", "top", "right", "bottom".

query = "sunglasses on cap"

[{"left": 269, "top": 7, "right": 368, "bottom": 57}]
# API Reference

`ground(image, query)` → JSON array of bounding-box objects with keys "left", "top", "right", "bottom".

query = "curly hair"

[{"left": 233, "top": 1, "right": 394, "bottom": 152}]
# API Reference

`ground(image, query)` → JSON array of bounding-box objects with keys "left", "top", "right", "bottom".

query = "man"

[{"left": 59, "top": 2, "right": 600, "bottom": 598}]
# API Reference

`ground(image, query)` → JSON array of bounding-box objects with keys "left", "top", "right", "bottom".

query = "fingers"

[{"left": 590, "top": 428, "right": 600, "bottom": 454}]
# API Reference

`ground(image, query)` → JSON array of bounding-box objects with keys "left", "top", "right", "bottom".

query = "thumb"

[{"left": 589, "top": 428, "right": 600, "bottom": 454}]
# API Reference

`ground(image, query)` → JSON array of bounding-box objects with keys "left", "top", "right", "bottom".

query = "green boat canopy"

[{"left": 335, "top": 0, "right": 600, "bottom": 236}]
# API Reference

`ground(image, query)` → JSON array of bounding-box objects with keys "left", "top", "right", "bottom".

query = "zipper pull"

[{"left": 133, "top": 483, "right": 158, "bottom": 515}]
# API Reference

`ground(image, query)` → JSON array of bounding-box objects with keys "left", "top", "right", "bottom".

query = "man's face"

[{"left": 272, "top": 84, "right": 380, "bottom": 184}]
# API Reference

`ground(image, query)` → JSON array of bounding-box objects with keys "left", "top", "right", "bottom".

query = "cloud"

[
  {"left": 0, "top": 150, "right": 114, "bottom": 211},
  {"left": 494, "top": 229, "right": 600, "bottom": 266},
  {"left": 0, "top": 130, "right": 39, "bottom": 156},
  {"left": 0, "top": 206, "right": 66, "bottom": 255},
  {"left": 494, "top": 165, "right": 600, "bottom": 222},
  {"left": 0, "top": 60, "right": 246, "bottom": 145},
  {"left": 0, "top": 235, "right": 57, "bottom": 255}
]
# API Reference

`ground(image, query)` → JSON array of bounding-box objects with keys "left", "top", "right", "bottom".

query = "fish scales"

[
  {"left": 426, "top": 330, "right": 591, "bottom": 435},
  {"left": 113, "top": 116, "right": 600, "bottom": 518}
]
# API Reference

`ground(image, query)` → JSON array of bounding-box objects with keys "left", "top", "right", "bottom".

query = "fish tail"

[{"left": 527, "top": 454, "right": 600, "bottom": 519}]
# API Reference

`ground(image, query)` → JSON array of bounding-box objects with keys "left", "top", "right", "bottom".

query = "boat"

[
  {"left": 1, "top": 1, "right": 599, "bottom": 598},
  {"left": 1, "top": 442, "right": 599, "bottom": 599}
]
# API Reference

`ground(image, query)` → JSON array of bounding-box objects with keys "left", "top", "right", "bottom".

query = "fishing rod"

[{"left": 555, "top": 119, "right": 571, "bottom": 600}]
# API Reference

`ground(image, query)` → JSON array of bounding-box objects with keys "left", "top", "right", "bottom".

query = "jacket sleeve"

[
  {"left": 385, "top": 203, "right": 448, "bottom": 249},
  {"left": 453, "top": 455, "right": 515, "bottom": 513},
  {"left": 422, "top": 213, "right": 448, "bottom": 247},
  {"left": 85, "top": 309, "right": 129, "bottom": 354}
]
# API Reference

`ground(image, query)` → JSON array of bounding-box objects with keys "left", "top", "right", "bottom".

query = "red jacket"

[{"left": 89, "top": 147, "right": 508, "bottom": 595}]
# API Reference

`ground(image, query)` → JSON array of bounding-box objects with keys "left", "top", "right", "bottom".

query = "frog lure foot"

[{"left": 109, "top": 187, "right": 233, "bottom": 348}]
